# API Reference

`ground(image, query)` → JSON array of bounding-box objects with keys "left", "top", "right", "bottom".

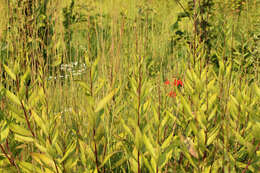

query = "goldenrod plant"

[{"left": 0, "top": 0, "right": 259, "bottom": 172}]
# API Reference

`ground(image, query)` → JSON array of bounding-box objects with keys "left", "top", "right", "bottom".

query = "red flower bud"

[
  {"left": 164, "top": 79, "right": 170, "bottom": 85},
  {"left": 169, "top": 91, "right": 176, "bottom": 98}
]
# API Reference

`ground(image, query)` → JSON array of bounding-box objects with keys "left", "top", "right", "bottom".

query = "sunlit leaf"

[
  {"left": 19, "top": 161, "right": 41, "bottom": 173},
  {"left": 143, "top": 134, "right": 156, "bottom": 158},
  {"left": 60, "top": 141, "right": 76, "bottom": 163},
  {"left": 3, "top": 64, "right": 16, "bottom": 81},
  {"left": 0, "top": 122, "right": 9, "bottom": 143},
  {"left": 99, "top": 151, "right": 119, "bottom": 168},
  {"left": 95, "top": 88, "right": 118, "bottom": 113},
  {"left": 32, "top": 110, "right": 48, "bottom": 136},
  {"left": 31, "top": 152, "right": 53, "bottom": 167},
  {"left": 10, "top": 123, "right": 32, "bottom": 137},
  {"left": 51, "top": 55, "right": 62, "bottom": 67},
  {"left": 207, "top": 125, "right": 220, "bottom": 146},
  {"left": 5, "top": 90, "right": 21, "bottom": 106},
  {"left": 14, "top": 134, "right": 34, "bottom": 142}
]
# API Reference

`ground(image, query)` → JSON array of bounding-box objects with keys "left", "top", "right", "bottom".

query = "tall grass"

[{"left": 0, "top": 0, "right": 259, "bottom": 172}]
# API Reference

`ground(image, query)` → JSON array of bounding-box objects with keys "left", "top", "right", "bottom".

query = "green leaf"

[
  {"left": 198, "top": 129, "right": 206, "bottom": 147},
  {"left": 31, "top": 152, "right": 53, "bottom": 167},
  {"left": 3, "top": 64, "right": 16, "bottom": 81},
  {"left": 142, "top": 155, "right": 154, "bottom": 173},
  {"left": 197, "top": 112, "right": 207, "bottom": 130},
  {"left": 54, "top": 143, "right": 63, "bottom": 156},
  {"left": 34, "top": 141, "right": 47, "bottom": 153},
  {"left": 207, "top": 125, "right": 220, "bottom": 146},
  {"left": 252, "top": 122, "right": 260, "bottom": 140},
  {"left": 183, "top": 150, "right": 197, "bottom": 169},
  {"left": 129, "top": 147, "right": 139, "bottom": 172},
  {"left": 253, "top": 83, "right": 260, "bottom": 98},
  {"left": 64, "top": 156, "right": 78, "bottom": 170},
  {"left": 134, "top": 125, "right": 142, "bottom": 150},
  {"left": 86, "top": 142, "right": 96, "bottom": 162},
  {"left": 14, "top": 134, "right": 34, "bottom": 142},
  {"left": 91, "top": 56, "right": 100, "bottom": 80},
  {"left": 5, "top": 90, "right": 21, "bottom": 106},
  {"left": 179, "top": 93, "right": 193, "bottom": 118},
  {"left": 32, "top": 110, "right": 48, "bottom": 136},
  {"left": 208, "top": 93, "right": 218, "bottom": 110},
  {"left": 77, "top": 81, "right": 90, "bottom": 94},
  {"left": 208, "top": 106, "right": 217, "bottom": 121},
  {"left": 151, "top": 157, "right": 157, "bottom": 173},
  {"left": 51, "top": 55, "right": 62, "bottom": 67},
  {"left": 120, "top": 119, "right": 134, "bottom": 138},
  {"left": 225, "top": 62, "right": 232, "bottom": 78},
  {"left": 21, "top": 68, "right": 31, "bottom": 84},
  {"left": 19, "top": 161, "right": 42, "bottom": 173},
  {"left": 84, "top": 54, "right": 91, "bottom": 67},
  {"left": 94, "top": 80, "right": 105, "bottom": 96},
  {"left": 143, "top": 134, "right": 156, "bottom": 158},
  {"left": 161, "top": 135, "right": 173, "bottom": 150},
  {"left": 78, "top": 140, "right": 87, "bottom": 166},
  {"left": 232, "top": 129, "right": 254, "bottom": 155},
  {"left": 211, "top": 159, "right": 222, "bottom": 173},
  {"left": 158, "top": 146, "right": 173, "bottom": 169},
  {"left": 207, "top": 79, "right": 216, "bottom": 90},
  {"left": 28, "top": 88, "right": 44, "bottom": 108},
  {"left": 95, "top": 88, "right": 118, "bottom": 113},
  {"left": 10, "top": 123, "right": 32, "bottom": 137},
  {"left": 99, "top": 151, "right": 119, "bottom": 168},
  {"left": 202, "top": 166, "right": 211, "bottom": 173},
  {"left": 0, "top": 122, "right": 9, "bottom": 143},
  {"left": 60, "top": 141, "right": 76, "bottom": 163},
  {"left": 158, "top": 149, "right": 166, "bottom": 168}
]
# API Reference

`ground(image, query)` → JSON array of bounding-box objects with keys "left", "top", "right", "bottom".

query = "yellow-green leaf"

[
  {"left": 15, "top": 134, "right": 34, "bottom": 142},
  {"left": 19, "top": 161, "right": 42, "bottom": 173},
  {"left": 31, "top": 153, "right": 53, "bottom": 167},
  {"left": 0, "top": 122, "right": 9, "bottom": 143},
  {"left": 32, "top": 110, "right": 48, "bottom": 136},
  {"left": 34, "top": 141, "right": 47, "bottom": 153},
  {"left": 253, "top": 83, "right": 260, "bottom": 98},
  {"left": 60, "top": 141, "right": 76, "bottom": 163},
  {"left": 143, "top": 134, "right": 156, "bottom": 158},
  {"left": 51, "top": 55, "right": 61, "bottom": 67},
  {"left": 95, "top": 88, "right": 118, "bottom": 112},
  {"left": 161, "top": 135, "right": 173, "bottom": 150},
  {"left": 207, "top": 125, "right": 220, "bottom": 146},
  {"left": 10, "top": 123, "right": 32, "bottom": 137},
  {"left": 99, "top": 151, "right": 119, "bottom": 168},
  {"left": 6, "top": 90, "right": 21, "bottom": 106},
  {"left": 3, "top": 64, "right": 16, "bottom": 81}
]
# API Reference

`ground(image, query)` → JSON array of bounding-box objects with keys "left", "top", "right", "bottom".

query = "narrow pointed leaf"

[
  {"left": 3, "top": 64, "right": 16, "bottom": 81},
  {"left": 95, "top": 88, "right": 118, "bottom": 113}
]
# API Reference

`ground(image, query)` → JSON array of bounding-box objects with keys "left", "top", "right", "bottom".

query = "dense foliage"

[{"left": 0, "top": 0, "right": 259, "bottom": 172}]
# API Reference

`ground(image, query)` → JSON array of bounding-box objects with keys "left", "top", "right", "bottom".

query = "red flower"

[
  {"left": 174, "top": 79, "right": 183, "bottom": 87},
  {"left": 164, "top": 79, "right": 170, "bottom": 85},
  {"left": 178, "top": 80, "right": 183, "bottom": 86},
  {"left": 174, "top": 79, "right": 178, "bottom": 86},
  {"left": 168, "top": 91, "right": 176, "bottom": 98}
]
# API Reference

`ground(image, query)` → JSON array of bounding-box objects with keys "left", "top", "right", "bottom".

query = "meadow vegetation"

[{"left": 0, "top": 0, "right": 259, "bottom": 172}]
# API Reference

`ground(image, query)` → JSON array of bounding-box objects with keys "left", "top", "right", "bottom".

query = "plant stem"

[
  {"left": 0, "top": 144, "right": 20, "bottom": 172},
  {"left": 242, "top": 141, "right": 260, "bottom": 173},
  {"left": 93, "top": 128, "right": 100, "bottom": 173},
  {"left": 20, "top": 101, "right": 35, "bottom": 138}
]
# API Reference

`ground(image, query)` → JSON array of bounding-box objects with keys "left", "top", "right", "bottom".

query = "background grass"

[{"left": 0, "top": 0, "right": 260, "bottom": 172}]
